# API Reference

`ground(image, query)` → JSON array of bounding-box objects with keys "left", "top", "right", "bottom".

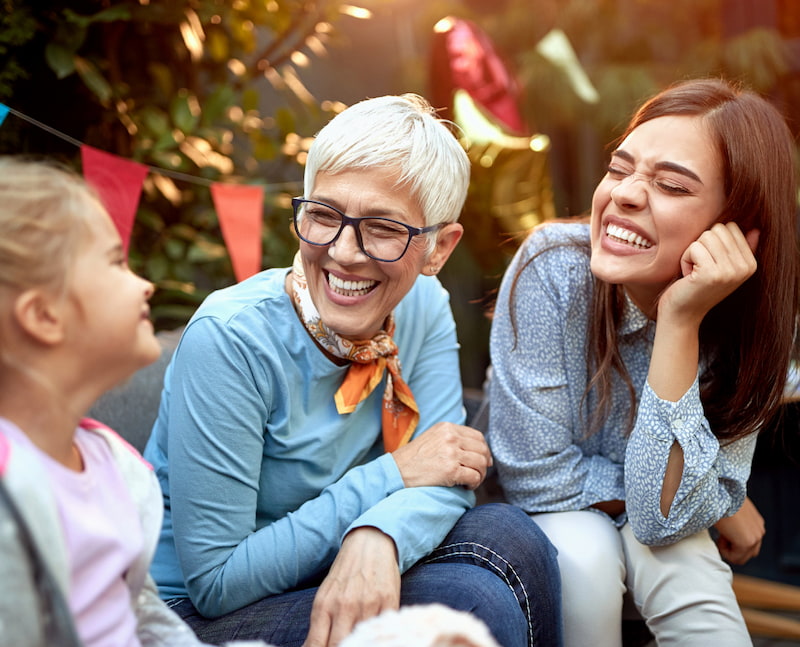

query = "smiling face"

[
  {"left": 296, "top": 166, "right": 462, "bottom": 340},
  {"left": 65, "top": 201, "right": 161, "bottom": 382},
  {"left": 590, "top": 114, "right": 727, "bottom": 314}
]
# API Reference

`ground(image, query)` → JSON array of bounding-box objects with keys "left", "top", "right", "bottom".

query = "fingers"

[
  {"left": 670, "top": 222, "right": 758, "bottom": 321},
  {"left": 304, "top": 530, "right": 400, "bottom": 647},
  {"left": 696, "top": 222, "right": 758, "bottom": 278},
  {"left": 392, "top": 423, "right": 493, "bottom": 489},
  {"left": 424, "top": 423, "right": 493, "bottom": 489},
  {"left": 304, "top": 593, "right": 386, "bottom": 647},
  {"left": 450, "top": 455, "right": 488, "bottom": 490},
  {"left": 713, "top": 497, "right": 765, "bottom": 566},
  {"left": 303, "top": 607, "right": 332, "bottom": 647},
  {"left": 717, "top": 535, "right": 762, "bottom": 565}
]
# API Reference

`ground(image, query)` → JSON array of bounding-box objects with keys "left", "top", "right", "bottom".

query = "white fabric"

[
  {"left": 532, "top": 510, "right": 751, "bottom": 647},
  {"left": 47, "top": 429, "right": 143, "bottom": 647}
]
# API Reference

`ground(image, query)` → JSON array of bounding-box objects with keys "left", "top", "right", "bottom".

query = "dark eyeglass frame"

[{"left": 291, "top": 197, "right": 444, "bottom": 263}]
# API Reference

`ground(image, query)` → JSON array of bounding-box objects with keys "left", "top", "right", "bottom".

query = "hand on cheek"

[{"left": 661, "top": 222, "right": 758, "bottom": 325}]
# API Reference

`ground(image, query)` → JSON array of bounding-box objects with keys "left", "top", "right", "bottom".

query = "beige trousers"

[{"left": 532, "top": 510, "right": 751, "bottom": 647}]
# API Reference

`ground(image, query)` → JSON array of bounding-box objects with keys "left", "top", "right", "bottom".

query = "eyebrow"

[
  {"left": 308, "top": 196, "right": 407, "bottom": 219},
  {"left": 612, "top": 149, "right": 704, "bottom": 184}
]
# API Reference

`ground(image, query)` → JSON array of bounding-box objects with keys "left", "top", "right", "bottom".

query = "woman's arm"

[
  {"left": 625, "top": 381, "right": 757, "bottom": 544},
  {"left": 488, "top": 227, "right": 626, "bottom": 513},
  {"left": 164, "top": 317, "right": 407, "bottom": 617},
  {"left": 625, "top": 223, "right": 760, "bottom": 545}
]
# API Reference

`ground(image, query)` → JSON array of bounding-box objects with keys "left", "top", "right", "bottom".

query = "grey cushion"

[{"left": 87, "top": 328, "right": 182, "bottom": 453}]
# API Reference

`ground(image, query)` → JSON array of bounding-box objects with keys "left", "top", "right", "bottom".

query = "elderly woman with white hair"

[{"left": 143, "top": 94, "right": 562, "bottom": 647}]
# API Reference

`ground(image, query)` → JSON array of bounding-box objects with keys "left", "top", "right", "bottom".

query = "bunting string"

[
  {"left": 4, "top": 104, "right": 84, "bottom": 148},
  {"left": 0, "top": 103, "right": 301, "bottom": 282},
  {"left": 0, "top": 103, "right": 301, "bottom": 192}
]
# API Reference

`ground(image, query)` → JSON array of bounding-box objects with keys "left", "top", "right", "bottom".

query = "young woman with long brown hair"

[{"left": 488, "top": 78, "right": 799, "bottom": 646}]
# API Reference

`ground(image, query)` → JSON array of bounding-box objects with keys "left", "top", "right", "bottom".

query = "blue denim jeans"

[{"left": 169, "top": 503, "right": 562, "bottom": 647}]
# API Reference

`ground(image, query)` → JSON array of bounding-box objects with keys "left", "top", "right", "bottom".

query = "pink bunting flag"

[
  {"left": 81, "top": 145, "right": 148, "bottom": 253},
  {"left": 210, "top": 182, "right": 264, "bottom": 283}
]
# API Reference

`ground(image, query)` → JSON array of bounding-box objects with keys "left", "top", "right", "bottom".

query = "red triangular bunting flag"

[
  {"left": 210, "top": 183, "right": 264, "bottom": 283},
  {"left": 80, "top": 145, "right": 148, "bottom": 253}
]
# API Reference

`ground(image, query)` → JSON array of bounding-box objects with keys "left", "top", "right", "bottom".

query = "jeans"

[{"left": 170, "top": 503, "right": 562, "bottom": 647}]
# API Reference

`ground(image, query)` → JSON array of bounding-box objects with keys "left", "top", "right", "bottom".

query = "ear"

[
  {"left": 13, "top": 289, "right": 67, "bottom": 346},
  {"left": 421, "top": 223, "right": 464, "bottom": 276}
]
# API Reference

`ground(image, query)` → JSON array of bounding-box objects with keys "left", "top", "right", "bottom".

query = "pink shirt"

[{"left": 6, "top": 424, "right": 143, "bottom": 647}]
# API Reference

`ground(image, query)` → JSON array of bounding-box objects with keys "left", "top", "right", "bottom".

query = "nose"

[
  {"left": 137, "top": 272, "right": 155, "bottom": 299},
  {"left": 610, "top": 173, "right": 648, "bottom": 211},
  {"left": 328, "top": 223, "right": 369, "bottom": 264}
]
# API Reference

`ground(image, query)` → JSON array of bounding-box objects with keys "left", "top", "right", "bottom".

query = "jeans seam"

[{"left": 421, "top": 541, "right": 534, "bottom": 647}]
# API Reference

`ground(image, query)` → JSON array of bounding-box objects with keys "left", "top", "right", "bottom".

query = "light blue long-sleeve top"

[
  {"left": 487, "top": 223, "right": 755, "bottom": 546},
  {"left": 144, "top": 267, "right": 473, "bottom": 618}
]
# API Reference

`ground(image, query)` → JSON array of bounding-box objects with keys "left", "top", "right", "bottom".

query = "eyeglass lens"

[{"left": 295, "top": 201, "right": 412, "bottom": 262}]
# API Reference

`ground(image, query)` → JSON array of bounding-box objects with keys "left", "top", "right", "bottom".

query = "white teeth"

[
  {"left": 328, "top": 273, "right": 376, "bottom": 296},
  {"left": 606, "top": 224, "right": 653, "bottom": 249}
]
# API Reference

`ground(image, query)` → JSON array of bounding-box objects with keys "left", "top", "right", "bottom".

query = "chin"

[
  {"left": 331, "top": 325, "right": 378, "bottom": 341},
  {"left": 137, "top": 337, "right": 162, "bottom": 368}
]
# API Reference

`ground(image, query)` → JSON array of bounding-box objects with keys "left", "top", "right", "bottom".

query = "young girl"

[
  {"left": 0, "top": 158, "right": 264, "bottom": 647},
  {"left": 488, "top": 78, "right": 799, "bottom": 645}
]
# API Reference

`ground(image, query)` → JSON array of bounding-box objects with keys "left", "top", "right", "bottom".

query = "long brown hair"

[{"left": 586, "top": 78, "right": 799, "bottom": 441}]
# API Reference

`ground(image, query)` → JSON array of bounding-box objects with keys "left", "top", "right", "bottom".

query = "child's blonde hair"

[{"left": 0, "top": 157, "right": 100, "bottom": 296}]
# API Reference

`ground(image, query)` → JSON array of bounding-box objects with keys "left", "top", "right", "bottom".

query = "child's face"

[{"left": 65, "top": 202, "right": 161, "bottom": 385}]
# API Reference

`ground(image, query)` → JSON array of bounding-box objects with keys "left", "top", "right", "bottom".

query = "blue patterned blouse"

[{"left": 487, "top": 222, "right": 756, "bottom": 546}]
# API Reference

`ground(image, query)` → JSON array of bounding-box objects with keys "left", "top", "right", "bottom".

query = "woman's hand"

[
  {"left": 303, "top": 527, "right": 400, "bottom": 647},
  {"left": 648, "top": 223, "right": 759, "bottom": 404},
  {"left": 659, "top": 222, "right": 759, "bottom": 326},
  {"left": 592, "top": 499, "right": 626, "bottom": 517},
  {"left": 713, "top": 497, "right": 765, "bottom": 565},
  {"left": 391, "top": 422, "right": 492, "bottom": 490}
]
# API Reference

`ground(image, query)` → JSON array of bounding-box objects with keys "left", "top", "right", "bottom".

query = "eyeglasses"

[{"left": 291, "top": 197, "right": 443, "bottom": 263}]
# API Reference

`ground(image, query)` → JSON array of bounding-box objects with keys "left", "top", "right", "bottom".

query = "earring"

[{"left": 429, "top": 266, "right": 440, "bottom": 274}]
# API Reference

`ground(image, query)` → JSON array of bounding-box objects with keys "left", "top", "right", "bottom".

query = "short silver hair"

[{"left": 303, "top": 94, "right": 470, "bottom": 230}]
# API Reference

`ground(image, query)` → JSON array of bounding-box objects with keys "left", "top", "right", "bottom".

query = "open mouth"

[
  {"left": 606, "top": 223, "right": 653, "bottom": 249},
  {"left": 326, "top": 271, "right": 378, "bottom": 297}
]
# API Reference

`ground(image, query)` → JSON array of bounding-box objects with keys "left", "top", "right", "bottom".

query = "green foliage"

[
  {"left": 2, "top": 0, "right": 799, "bottom": 346},
  {"left": 0, "top": 5, "right": 37, "bottom": 97},
  {"left": 0, "top": 0, "right": 372, "bottom": 330}
]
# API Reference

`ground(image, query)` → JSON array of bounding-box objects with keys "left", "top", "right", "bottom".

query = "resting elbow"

[{"left": 186, "top": 576, "right": 231, "bottom": 619}]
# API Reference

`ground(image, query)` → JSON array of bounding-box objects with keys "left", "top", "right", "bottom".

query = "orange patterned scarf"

[{"left": 291, "top": 252, "right": 419, "bottom": 452}]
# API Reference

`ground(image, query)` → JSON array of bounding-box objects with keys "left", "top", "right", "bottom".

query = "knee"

[
  {"left": 562, "top": 545, "right": 625, "bottom": 610},
  {"left": 449, "top": 565, "right": 529, "bottom": 647},
  {"left": 401, "top": 563, "right": 529, "bottom": 646},
  {"left": 535, "top": 511, "right": 626, "bottom": 603},
  {"left": 456, "top": 503, "right": 559, "bottom": 565},
  {"left": 625, "top": 529, "right": 736, "bottom": 614}
]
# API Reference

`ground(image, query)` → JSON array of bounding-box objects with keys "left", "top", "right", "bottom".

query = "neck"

[
  {"left": 0, "top": 369, "right": 92, "bottom": 469},
  {"left": 622, "top": 285, "right": 659, "bottom": 320},
  {"left": 285, "top": 270, "right": 350, "bottom": 365}
]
